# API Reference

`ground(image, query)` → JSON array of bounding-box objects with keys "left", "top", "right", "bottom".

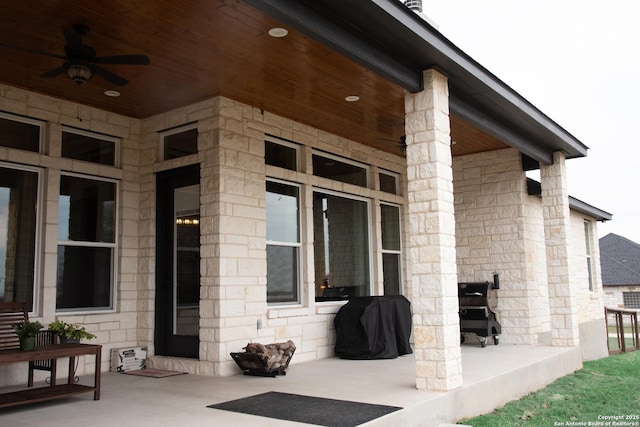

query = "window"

[
  {"left": 379, "top": 171, "right": 399, "bottom": 195},
  {"left": 265, "top": 137, "right": 299, "bottom": 171},
  {"left": 314, "top": 191, "right": 370, "bottom": 301},
  {"left": 62, "top": 127, "right": 118, "bottom": 166},
  {"left": 266, "top": 181, "right": 300, "bottom": 304},
  {"left": 584, "top": 220, "right": 594, "bottom": 291},
  {"left": 381, "top": 204, "right": 402, "bottom": 295},
  {"left": 0, "top": 165, "right": 40, "bottom": 311},
  {"left": 161, "top": 124, "right": 198, "bottom": 160},
  {"left": 0, "top": 112, "right": 42, "bottom": 153},
  {"left": 622, "top": 292, "right": 640, "bottom": 309},
  {"left": 57, "top": 174, "right": 117, "bottom": 311},
  {"left": 312, "top": 152, "right": 368, "bottom": 188}
]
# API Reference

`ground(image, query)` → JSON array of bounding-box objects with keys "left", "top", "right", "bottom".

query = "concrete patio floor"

[{"left": 0, "top": 343, "right": 583, "bottom": 427}]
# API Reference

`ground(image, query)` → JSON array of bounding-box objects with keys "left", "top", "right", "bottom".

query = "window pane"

[
  {"left": 622, "top": 292, "right": 640, "bottom": 309},
  {"left": 584, "top": 221, "right": 593, "bottom": 291},
  {"left": 381, "top": 204, "right": 401, "bottom": 251},
  {"left": 56, "top": 245, "right": 113, "bottom": 310},
  {"left": 0, "top": 167, "right": 38, "bottom": 310},
  {"left": 313, "top": 192, "right": 370, "bottom": 300},
  {"left": 379, "top": 172, "right": 398, "bottom": 194},
  {"left": 383, "top": 253, "right": 401, "bottom": 295},
  {"left": 312, "top": 154, "right": 367, "bottom": 187},
  {"left": 266, "top": 181, "right": 299, "bottom": 243},
  {"left": 164, "top": 128, "right": 198, "bottom": 160},
  {"left": 62, "top": 131, "right": 115, "bottom": 166},
  {"left": 265, "top": 140, "right": 297, "bottom": 171},
  {"left": 0, "top": 116, "right": 40, "bottom": 152},
  {"left": 58, "top": 175, "right": 116, "bottom": 242},
  {"left": 267, "top": 245, "right": 299, "bottom": 303}
]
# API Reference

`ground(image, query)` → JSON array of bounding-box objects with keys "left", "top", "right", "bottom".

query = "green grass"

[
  {"left": 608, "top": 325, "right": 637, "bottom": 334},
  {"left": 608, "top": 337, "right": 637, "bottom": 351},
  {"left": 459, "top": 351, "right": 640, "bottom": 426}
]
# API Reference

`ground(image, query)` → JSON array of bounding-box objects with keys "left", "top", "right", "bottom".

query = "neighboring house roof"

[
  {"left": 526, "top": 179, "right": 612, "bottom": 222},
  {"left": 599, "top": 233, "right": 640, "bottom": 286}
]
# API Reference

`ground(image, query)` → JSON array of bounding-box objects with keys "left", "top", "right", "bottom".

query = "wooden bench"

[{"left": 0, "top": 302, "right": 102, "bottom": 409}]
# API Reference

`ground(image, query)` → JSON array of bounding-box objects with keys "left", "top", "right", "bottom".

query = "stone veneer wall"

[
  {"left": 139, "top": 96, "right": 406, "bottom": 375},
  {"left": 453, "top": 148, "right": 551, "bottom": 344},
  {"left": 569, "top": 213, "right": 605, "bottom": 322},
  {"left": 0, "top": 83, "right": 142, "bottom": 384},
  {"left": 603, "top": 286, "right": 639, "bottom": 308},
  {"left": 569, "top": 211, "right": 608, "bottom": 360},
  {"left": 453, "top": 147, "right": 607, "bottom": 358},
  {"left": 0, "top": 86, "right": 406, "bottom": 383}
]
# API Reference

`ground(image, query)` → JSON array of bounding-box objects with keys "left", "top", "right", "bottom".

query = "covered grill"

[{"left": 458, "top": 274, "right": 502, "bottom": 347}]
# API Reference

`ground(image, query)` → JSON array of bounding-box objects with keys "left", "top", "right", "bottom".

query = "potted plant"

[
  {"left": 12, "top": 320, "right": 43, "bottom": 351},
  {"left": 48, "top": 320, "right": 96, "bottom": 344}
]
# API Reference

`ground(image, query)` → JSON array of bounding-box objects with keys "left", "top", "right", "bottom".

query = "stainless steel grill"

[{"left": 458, "top": 274, "right": 502, "bottom": 347}]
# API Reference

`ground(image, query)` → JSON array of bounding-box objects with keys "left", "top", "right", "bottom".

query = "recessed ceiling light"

[
  {"left": 268, "top": 27, "right": 288, "bottom": 38},
  {"left": 104, "top": 90, "right": 120, "bottom": 97},
  {"left": 345, "top": 95, "right": 360, "bottom": 102}
]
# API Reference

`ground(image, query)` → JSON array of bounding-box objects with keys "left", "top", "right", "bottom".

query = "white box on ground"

[{"left": 110, "top": 347, "right": 148, "bottom": 372}]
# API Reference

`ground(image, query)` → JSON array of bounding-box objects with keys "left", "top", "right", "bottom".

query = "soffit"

[{"left": 0, "top": 0, "right": 509, "bottom": 157}]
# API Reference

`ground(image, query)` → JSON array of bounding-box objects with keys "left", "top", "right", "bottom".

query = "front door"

[{"left": 155, "top": 165, "right": 200, "bottom": 358}]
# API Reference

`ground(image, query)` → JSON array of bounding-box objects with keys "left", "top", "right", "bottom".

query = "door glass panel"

[{"left": 174, "top": 184, "right": 200, "bottom": 335}]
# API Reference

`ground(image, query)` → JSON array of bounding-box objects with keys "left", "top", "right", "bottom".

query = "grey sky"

[{"left": 422, "top": 0, "right": 640, "bottom": 243}]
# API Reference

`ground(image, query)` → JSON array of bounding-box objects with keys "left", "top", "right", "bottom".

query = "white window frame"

[
  {"left": 158, "top": 122, "right": 198, "bottom": 161},
  {"left": 584, "top": 220, "right": 594, "bottom": 292},
  {"left": 379, "top": 170, "right": 400, "bottom": 195},
  {"left": 312, "top": 150, "right": 370, "bottom": 188},
  {"left": 312, "top": 187, "right": 373, "bottom": 300},
  {"left": 380, "top": 202, "right": 403, "bottom": 295},
  {"left": 56, "top": 172, "right": 119, "bottom": 313},
  {"left": 265, "top": 135, "right": 301, "bottom": 171},
  {"left": 0, "top": 111, "right": 45, "bottom": 154},
  {"left": 266, "top": 178, "right": 302, "bottom": 305},
  {"left": 61, "top": 126, "right": 120, "bottom": 167}
]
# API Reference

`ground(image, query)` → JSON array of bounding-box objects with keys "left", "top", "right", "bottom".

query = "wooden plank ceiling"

[{"left": 0, "top": 0, "right": 506, "bottom": 157}]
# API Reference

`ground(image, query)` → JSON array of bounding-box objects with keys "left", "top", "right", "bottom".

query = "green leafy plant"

[
  {"left": 12, "top": 320, "right": 43, "bottom": 338},
  {"left": 48, "top": 320, "right": 96, "bottom": 341}
]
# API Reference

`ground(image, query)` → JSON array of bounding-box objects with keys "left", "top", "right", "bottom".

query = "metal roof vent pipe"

[
  {"left": 403, "top": 0, "right": 423, "bottom": 13},
  {"left": 402, "top": 0, "right": 439, "bottom": 29}
]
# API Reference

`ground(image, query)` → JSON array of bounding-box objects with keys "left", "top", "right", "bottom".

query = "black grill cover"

[{"left": 334, "top": 295, "right": 412, "bottom": 359}]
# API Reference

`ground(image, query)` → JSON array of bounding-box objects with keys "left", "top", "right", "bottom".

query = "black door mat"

[{"left": 208, "top": 391, "right": 401, "bottom": 427}]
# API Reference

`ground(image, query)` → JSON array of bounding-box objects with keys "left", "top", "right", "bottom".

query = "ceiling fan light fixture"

[{"left": 67, "top": 64, "right": 92, "bottom": 85}]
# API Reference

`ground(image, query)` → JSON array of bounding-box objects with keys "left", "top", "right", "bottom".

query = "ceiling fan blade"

[
  {"left": 0, "top": 43, "right": 67, "bottom": 60},
  {"left": 92, "top": 65, "right": 128, "bottom": 86},
  {"left": 40, "top": 66, "right": 67, "bottom": 78},
  {"left": 91, "top": 54, "right": 150, "bottom": 65},
  {"left": 62, "top": 27, "right": 84, "bottom": 54}
]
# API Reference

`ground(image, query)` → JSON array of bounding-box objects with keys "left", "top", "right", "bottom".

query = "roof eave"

[{"left": 245, "top": 0, "right": 588, "bottom": 163}]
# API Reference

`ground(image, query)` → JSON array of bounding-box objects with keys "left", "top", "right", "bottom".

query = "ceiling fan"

[{"left": 2, "top": 24, "right": 150, "bottom": 86}]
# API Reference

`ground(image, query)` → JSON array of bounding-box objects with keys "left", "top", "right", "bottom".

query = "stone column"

[
  {"left": 541, "top": 151, "right": 580, "bottom": 346},
  {"left": 405, "top": 69, "right": 462, "bottom": 391}
]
